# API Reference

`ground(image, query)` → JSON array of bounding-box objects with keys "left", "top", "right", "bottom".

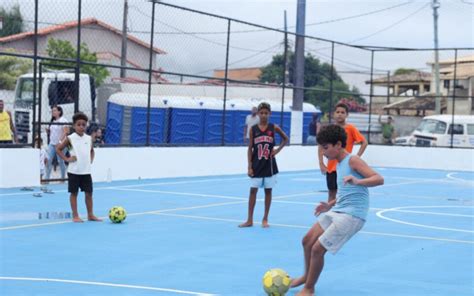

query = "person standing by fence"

[
  {"left": 45, "top": 105, "right": 69, "bottom": 180},
  {"left": 0, "top": 99, "right": 18, "bottom": 144}
]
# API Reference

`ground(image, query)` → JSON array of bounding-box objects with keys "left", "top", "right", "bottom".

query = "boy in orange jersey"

[{"left": 318, "top": 103, "right": 368, "bottom": 203}]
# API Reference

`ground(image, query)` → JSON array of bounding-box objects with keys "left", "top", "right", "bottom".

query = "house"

[
  {"left": 213, "top": 67, "right": 262, "bottom": 82},
  {"left": 366, "top": 54, "right": 474, "bottom": 115},
  {"left": 0, "top": 18, "right": 166, "bottom": 83}
]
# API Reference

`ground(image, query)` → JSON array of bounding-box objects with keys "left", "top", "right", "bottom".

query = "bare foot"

[
  {"left": 72, "top": 216, "right": 84, "bottom": 223},
  {"left": 262, "top": 220, "right": 270, "bottom": 228},
  {"left": 290, "top": 276, "right": 306, "bottom": 288},
  {"left": 238, "top": 221, "right": 253, "bottom": 228},
  {"left": 296, "top": 288, "right": 314, "bottom": 296},
  {"left": 88, "top": 215, "right": 103, "bottom": 222}
]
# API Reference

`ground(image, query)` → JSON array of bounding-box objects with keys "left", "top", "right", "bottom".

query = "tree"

[
  {"left": 393, "top": 68, "right": 417, "bottom": 76},
  {"left": 46, "top": 38, "right": 109, "bottom": 86},
  {"left": 260, "top": 52, "right": 364, "bottom": 113},
  {"left": 0, "top": 5, "right": 24, "bottom": 37},
  {"left": 0, "top": 53, "right": 32, "bottom": 90}
]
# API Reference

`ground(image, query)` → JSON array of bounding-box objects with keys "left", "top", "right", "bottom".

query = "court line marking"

[
  {"left": 0, "top": 172, "right": 318, "bottom": 197},
  {"left": 0, "top": 200, "right": 247, "bottom": 231},
  {"left": 155, "top": 212, "right": 474, "bottom": 245},
  {"left": 370, "top": 191, "right": 473, "bottom": 202},
  {"left": 376, "top": 206, "right": 474, "bottom": 233},
  {"left": 0, "top": 190, "right": 318, "bottom": 230},
  {"left": 446, "top": 172, "right": 473, "bottom": 183},
  {"left": 1, "top": 170, "right": 470, "bottom": 198},
  {"left": 2, "top": 199, "right": 472, "bottom": 245},
  {"left": 0, "top": 277, "right": 216, "bottom": 295}
]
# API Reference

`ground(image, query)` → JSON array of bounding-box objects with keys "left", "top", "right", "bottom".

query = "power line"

[
  {"left": 347, "top": 2, "right": 431, "bottom": 44},
  {"left": 129, "top": 5, "right": 281, "bottom": 54},
  {"left": 193, "top": 42, "right": 282, "bottom": 75},
  {"left": 459, "top": 0, "right": 474, "bottom": 5},
  {"left": 306, "top": 1, "right": 415, "bottom": 27}
]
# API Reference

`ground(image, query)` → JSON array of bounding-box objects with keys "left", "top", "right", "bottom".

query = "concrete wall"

[
  {"left": 0, "top": 148, "right": 39, "bottom": 188},
  {"left": 1, "top": 145, "right": 472, "bottom": 188}
]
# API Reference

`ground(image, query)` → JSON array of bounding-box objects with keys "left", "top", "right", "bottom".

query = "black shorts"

[
  {"left": 68, "top": 173, "right": 93, "bottom": 193},
  {"left": 326, "top": 171, "right": 337, "bottom": 191}
]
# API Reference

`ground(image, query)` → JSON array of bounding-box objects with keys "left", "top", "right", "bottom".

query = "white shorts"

[
  {"left": 318, "top": 211, "right": 365, "bottom": 254},
  {"left": 250, "top": 175, "right": 277, "bottom": 189}
]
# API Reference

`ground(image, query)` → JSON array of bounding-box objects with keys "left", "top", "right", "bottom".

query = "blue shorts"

[{"left": 250, "top": 175, "right": 277, "bottom": 189}]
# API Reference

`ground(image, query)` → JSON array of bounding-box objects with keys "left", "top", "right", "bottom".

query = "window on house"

[{"left": 443, "top": 80, "right": 450, "bottom": 90}]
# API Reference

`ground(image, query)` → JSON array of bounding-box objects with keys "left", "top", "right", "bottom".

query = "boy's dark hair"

[
  {"left": 317, "top": 124, "right": 347, "bottom": 148},
  {"left": 258, "top": 102, "right": 271, "bottom": 112},
  {"left": 334, "top": 102, "right": 349, "bottom": 114},
  {"left": 72, "top": 112, "right": 88, "bottom": 123}
]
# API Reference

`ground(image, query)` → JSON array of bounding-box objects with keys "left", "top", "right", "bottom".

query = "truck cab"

[
  {"left": 13, "top": 72, "right": 96, "bottom": 143},
  {"left": 409, "top": 115, "right": 474, "bottom": 148}
]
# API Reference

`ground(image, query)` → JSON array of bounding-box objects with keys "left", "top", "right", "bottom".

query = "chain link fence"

[{"left": 0, "top": 0, "right": 473, "bottom": 180}]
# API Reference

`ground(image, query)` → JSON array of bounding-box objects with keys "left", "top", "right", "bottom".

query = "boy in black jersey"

[{"left": 239, "top": 102, "right": 288, "bottom": 228}]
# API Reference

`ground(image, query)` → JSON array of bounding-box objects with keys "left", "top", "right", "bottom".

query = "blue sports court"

[{"left": 0, "top": 168, "right": 473, "bottom": 295}]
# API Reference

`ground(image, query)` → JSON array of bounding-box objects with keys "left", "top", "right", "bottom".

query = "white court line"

[
  {"left": 388, "top": 209, "right": 474, "bottom": 218},
  {"left": 376, "top": 206, "right": 474, "bottom": 233},
  {"left": 446, "top": 172, "right": 473, "bottom": 183},
  {"left": 0, "top": 200, "right": 246, "bottom": 231},
  {"left": 156, "top": 212, "right": 474, "bottom": 245},
  {"left": 114, "top": 188, "right": 246, "bottom": 201},
  {"left": 0, "top": 172, "right": 317, "bottom": 197},
  {"left": 381, "top": 180, "right": 432, "bottom": 187},
  {"left": 0, "top": 277, "right": 216, "bottom": 295},
  {"left": 0, "top": 189, "right": 319, "bottom": 231}
]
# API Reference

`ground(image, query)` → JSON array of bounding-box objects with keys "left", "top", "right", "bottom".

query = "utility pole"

[
  {"left": 291, "top": 0, "right": 306, "bottom": 145},
  {"left": 120, "top": 0, "right": 128, "bottom": 78},
  {"left": 432, "top": 0, "right": 441, "bottom": 114},
  {"left": 283, "top": 10, "right": 289, "bottom": 85}
]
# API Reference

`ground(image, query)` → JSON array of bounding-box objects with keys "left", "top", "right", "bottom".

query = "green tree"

[
  {"left": 393, "top": 68, "right": 417, "bottom": 75},
  {"left": 0, "top": 53, "right": 32, "bottom": 90},
  {"left": 260, "top": 52, "right": 364, "bottom": 113},
  {"left": 46, "top": 38, "right": 109, "bottom": 86},
  {"left": 0, "top": 5, "right": 24, "bottom": 37}
]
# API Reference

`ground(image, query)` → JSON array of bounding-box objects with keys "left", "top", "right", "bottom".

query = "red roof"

[{"left": 0, "top": 18, "right": 166, "bottom": 55}]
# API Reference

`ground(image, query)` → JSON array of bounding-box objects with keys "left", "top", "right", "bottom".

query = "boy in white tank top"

[{"left": 56, "top": 112, "right": 102, "bottom": 223}]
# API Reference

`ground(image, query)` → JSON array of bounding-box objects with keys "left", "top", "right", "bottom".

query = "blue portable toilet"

[
  {"left": 105, "top": 93, "right": 321, "bottom": 145},
  {"left": 105, "top": 93, "right": 168, "bottom": 145}
]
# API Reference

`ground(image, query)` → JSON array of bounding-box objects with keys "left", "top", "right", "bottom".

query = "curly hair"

[
  {"left": 72, "top": 112, "right": 88, "bottom": 124},
  {"left": 317, "top": 124, "right": 347, "bottom": 148}
]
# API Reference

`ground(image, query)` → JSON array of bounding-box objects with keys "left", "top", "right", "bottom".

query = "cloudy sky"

[{"left": 4, "top": 0, "right": 474, "bottom": 94}]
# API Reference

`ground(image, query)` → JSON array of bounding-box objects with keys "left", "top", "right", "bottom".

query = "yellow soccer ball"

[
  {"left": 262, "top": 268, "right": 291, "bottom": 296},
  {"left": 108, "top": 206, "right": 127, "bottom": 223}
]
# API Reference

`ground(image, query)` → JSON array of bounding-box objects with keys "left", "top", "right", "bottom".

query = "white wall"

[
  {"left": 1, "top": 145, "right": 472, "bottom": 188},
  {"left": 0, "top": 148, "right": 40, "bottom": 188}
]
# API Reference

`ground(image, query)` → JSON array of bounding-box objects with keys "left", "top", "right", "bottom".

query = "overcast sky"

[{"left": 4, "top": 0, "right": 474, "bottom": 94}]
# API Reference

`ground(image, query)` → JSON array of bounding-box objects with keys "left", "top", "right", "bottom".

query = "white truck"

[
  {"left": 395, "top": 115, "right": 474, "bottom": 148},
  {"left": 13, "top": 72, "right": 97, "bottom": 143}
]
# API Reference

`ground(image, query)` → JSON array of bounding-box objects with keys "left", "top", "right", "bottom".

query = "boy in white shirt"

[{"left": 56, "top": 112, "right": 102, "bottom": 223}]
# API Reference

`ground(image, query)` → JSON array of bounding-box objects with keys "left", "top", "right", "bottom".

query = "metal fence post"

[
  {"left": 221, "top": 19, "right": 231, "bottom": 146},
  {"left": 74, "top": 0, "right": 82, "bottom": 113},
  {"left": 328, "top": 42, "right": 335, "bottom": 123},
  {"left": 146, "top": 1, "right": 156, "bottom": 146},
  {"left": 32, "top": 0, "right": 39, "bottom": 147},
  {"left": 280, "top": 30, "right": 288, "bottom": 128},
  {"left": 368, "top": 50, "right": 375, "bottom": 144},
  {"left": 450, "top": 49, "right": 458, "bottom": 149}
]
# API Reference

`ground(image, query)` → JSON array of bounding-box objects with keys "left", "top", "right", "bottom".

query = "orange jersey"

[{"left": 327, "top": 124, "right": 365, "bottom": 173}]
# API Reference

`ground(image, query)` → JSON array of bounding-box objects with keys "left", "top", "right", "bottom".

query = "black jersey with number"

[{"left": 251, "top": 123, "right": 279, "bottom": 178}]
